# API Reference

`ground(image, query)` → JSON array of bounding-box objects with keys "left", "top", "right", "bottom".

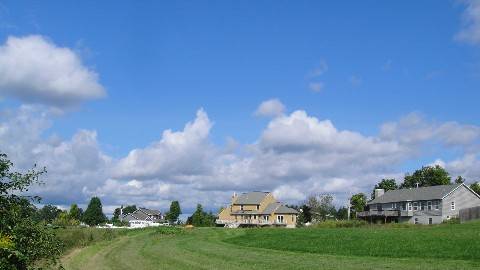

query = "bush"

[
  {"left": 442, "top": 217, "right": 460, "bottom": 224},
  {"left": 55, "top": 227, "right": 128, "bottom": 252},
  {"left": 313, "top": 220, "right": 368, "bottom": 228}
]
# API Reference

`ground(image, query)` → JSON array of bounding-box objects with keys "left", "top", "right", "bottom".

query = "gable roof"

[
  {"left": 122, "top": 211, "right": 152, "bottom": 221},
  {"left": 138, "top": 208, "right": 161, "bottom": 216},
  {"left": 261, "top": 202, "right": 299, "bottom": 215},
  {"left": 121, "top": 208, "right": 161, "bottom": 221},
  {"left": 368, "top": 184, "right": 462, "bottom": 204},
  {"left": 233, "top": 191, "right": 270, "bottom": 205}
]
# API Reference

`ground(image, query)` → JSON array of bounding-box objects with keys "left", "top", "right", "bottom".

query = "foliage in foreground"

[{"left": 0, "top": 153, "right": 62, "bottom": 269}]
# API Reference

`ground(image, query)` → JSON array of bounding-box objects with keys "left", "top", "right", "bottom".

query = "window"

[
  {"left": 292, "top": 215, "right": 294, "bottom": 222},
  {"left": 414, "top": 218, "right": 419, "bottom": 224},
  {"left": 421, "top": 202, "right": 426, "bottom": 211},
  {"left": 277, "top": 215, "right": 284, "bottom": 223},
  {"left": 240, "top": 205, "right": 244, "bottom": 210},
  {"left": 408, "top": 202, "right": 412, "bottom": 211},
  {"left": 428, "top": 218, "right": 433, "bottom": 225},
  {"left": 434, "top": 201, "right": 439, "bottom": 210},
  {"left": 427, "top": 201, "right": 432, "bottom": 210},
  {"left": 263, "top": 215, "right": 269, "bottom": 222},
  {"left": 401, "top": 203, "right": 406, "bottom": 211},
  {"left": 451, "top": 201, "right": 455, "bottom": 210},
  {"left": 256, "top": 205, "right": 260, "bottom": 210},
  {"left": 413, "top": 202, "right": 418, "bottom": 211},
  {"left": 253, "top": 215, "right": 257, "bottom": 219}
]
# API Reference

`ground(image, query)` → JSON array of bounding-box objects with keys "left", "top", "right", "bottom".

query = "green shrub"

[
  {"left": 442, "top": 217, "right": 460, "bottom": 224},
  {"left": 313, "top": 220, "right": 368, "bottom": 228}
]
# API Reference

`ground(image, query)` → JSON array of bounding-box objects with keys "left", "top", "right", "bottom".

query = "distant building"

[
  {"left": 217, "top": 191, "right": 298, "bottom": 228},
  {"left": 358, "top": 183, "right": 480, "bottom": 225},
  {"left": 121, "top": 207, "right": 165, "bottom": 228}
]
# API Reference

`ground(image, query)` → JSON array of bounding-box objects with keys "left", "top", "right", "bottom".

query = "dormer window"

[
  {"left": 256, "top": 205, "right": 260, "bottom": 210},
  {"left": 240, "top": 205, "right": 244, "bottom": 211}
]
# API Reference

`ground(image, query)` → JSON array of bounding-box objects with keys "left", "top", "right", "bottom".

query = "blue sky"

[{"left": 0, "top": 1, "right": 479, "bottom": 213}]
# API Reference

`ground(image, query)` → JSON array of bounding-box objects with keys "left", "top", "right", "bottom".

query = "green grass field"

[{"left": 61, "top": 222, "right": 480, "bottom": 270}]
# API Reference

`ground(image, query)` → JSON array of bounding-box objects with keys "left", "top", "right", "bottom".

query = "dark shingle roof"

[
  {"left": 234, "top": 192, "right": 270, "bottom": 205},
  {"left": 122, "top": 211, "right": 151, "bottom": 221},
  {"left": 138, "top": 208, "right": 161, "bottom": 215},
  {"left": 368, "top": 184, "right": 461, "bottom": 204}
]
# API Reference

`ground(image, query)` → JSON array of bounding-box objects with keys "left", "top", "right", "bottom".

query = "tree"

[
  {"left": 112, "top": 205, "right": 136, "bottom": 222},
  {"left": 455, "top": 176, "right": 466, "bottom": 184},
  {"left": 0, "top": 153, "right": 61, "bottom": 269},
  {"left": 54, "top": 210, "right": 79, "bottom": 227},
  {"left": 69, "top": 203, "right": 83, "bottom": 221},
  {"left": 306, "top": 194, "right": 336, "bottom": 222},
  {"left": 371, "top": 178, "right": 398, "bottom": 199},
  {"left": 36, "top": 204, "right": 62, "bottom": 223},
  {"left": 187, "top": 204, "right": 216, "bottom": 227},
  {"left": 296, "top": 204, "right": 312, "bottom": 225},
  {"left": 166, "top": 201, "right": 181, "bottom": 223},
  {"left": 471, "top": 182, "right": 480, "bottom": 195},
  {"left": 401, "top": 165, "right": 451, "bottom": 188},
  {"left": 191, "top": 204, "right": 205, "bottom": 226},
  {"left": 336, "top": 206, "right": 349, "bottom": 220},
  {"left": 83, "top": 197, "right": 106, "bottom": 226},
  {"left": 350, "top": 193, "right": 367, "bottom": 218}
]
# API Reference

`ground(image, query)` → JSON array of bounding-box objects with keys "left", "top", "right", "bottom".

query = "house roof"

[
  {"left": 368, "top": 184, "right": 462, "bottom": 204},
  {"left": 138, "top": 208, "right": 161, "bottom": 215},
  {"left": 261, "top": 202, "right": 299, "bottom": 215},
  {"left": 262, "top": 202, "right": 281, "bottom": 214},
  {"left": 274, "top": 204, "right": 299, "bottom": 214},
  {"left": 233, "top": 191, "right": 270, "bottom": 205},
  {"left": 123, "top": 211, "right": 152, "bottom": 221},
  {"left": 122, "top": 208, "right": 161, "bottom": 221}
]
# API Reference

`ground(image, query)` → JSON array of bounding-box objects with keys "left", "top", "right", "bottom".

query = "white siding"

[{"left": 442, "top": 185, "right": 480, "bottom": 219}]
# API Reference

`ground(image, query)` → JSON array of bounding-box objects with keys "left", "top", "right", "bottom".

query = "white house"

[{"left": 121, "top": 207, "right": 166, "bottom": 228}]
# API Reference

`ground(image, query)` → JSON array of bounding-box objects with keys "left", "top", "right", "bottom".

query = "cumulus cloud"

[
  {"left": 0, "top": 105, "right": 111, "bottom": 205},
  {"left": 0, "top": 35, "right": 105, "bottom": 107},
  {"left": 113, "top": 109, "right": 214, "bottom": 180},
  {"left": 456, "top": 0, "right": 480, "bottom": 45},
  {"left": 2, "top": 105, "right": 480, "bottom": 214},
  {"left": 254, "top": 98, "right": 285, "bottom": 117}
]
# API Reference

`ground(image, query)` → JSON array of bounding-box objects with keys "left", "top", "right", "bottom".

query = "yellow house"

[{"left": 217, "top": 191, "right": 298, "bottom": 228}]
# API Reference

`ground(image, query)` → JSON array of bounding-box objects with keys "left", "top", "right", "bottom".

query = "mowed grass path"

[{"left": 62, "top": 223, "right": 480, "bottom": 270}]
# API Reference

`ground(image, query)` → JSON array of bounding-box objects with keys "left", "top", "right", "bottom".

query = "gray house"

[
  {"left": 358, "top": 183, "right": 480, "bottom": 225},
  {"left": 121, "top": 207, "right": 165, "bottom": 228}
]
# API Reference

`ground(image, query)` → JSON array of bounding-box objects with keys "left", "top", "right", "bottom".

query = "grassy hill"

[{"left": 60, "top": 222, "right": 480, "bottom": 270}]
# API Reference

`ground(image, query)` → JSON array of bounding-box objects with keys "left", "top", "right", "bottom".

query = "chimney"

[{"left": 374, "top": 189, "right": 385, "bottom": 199}]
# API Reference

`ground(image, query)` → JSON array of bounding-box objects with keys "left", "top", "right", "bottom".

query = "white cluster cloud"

[
  {"left": 0, "top": 35, "right": 105, "bottom": 108},
  {"left": 456, "top": 0, "right": 480, "bottom": 45},
  {"left": 2, "top": 101, "right": 480, "bottom": 214},
  {"left": 255, "top": 98, "right": 285, "bottom": 117}
]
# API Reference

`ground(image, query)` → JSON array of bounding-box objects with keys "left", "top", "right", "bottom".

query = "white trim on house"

[{"left": 442, "top": 183, "right": 480, "bottom": 200}]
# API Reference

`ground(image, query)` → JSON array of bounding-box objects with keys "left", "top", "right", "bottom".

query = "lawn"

[{"left": 60, "top": 222, "right": 480, "bottom": 270}]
